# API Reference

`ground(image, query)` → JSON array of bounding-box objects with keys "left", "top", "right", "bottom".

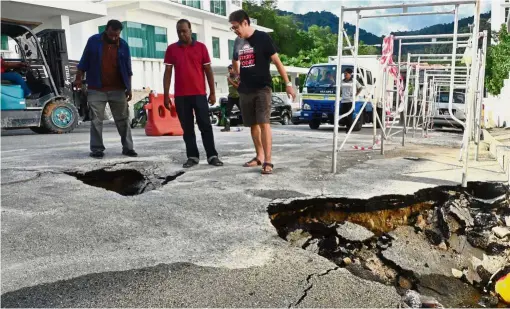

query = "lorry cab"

[{"left": 299, "top": 60, "right": 376, "bottom": 131}]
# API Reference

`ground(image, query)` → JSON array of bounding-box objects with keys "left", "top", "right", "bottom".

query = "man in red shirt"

[{"left": 163, "top": 19, "right": 223, "bottom": 168}]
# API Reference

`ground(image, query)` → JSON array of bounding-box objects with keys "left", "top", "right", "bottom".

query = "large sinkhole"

[
  {"left": 65, "top": 168, "right": 184, "bottom": 196},
  {"left": 268, "top": 182, "right": 510, "bottom": 308}
]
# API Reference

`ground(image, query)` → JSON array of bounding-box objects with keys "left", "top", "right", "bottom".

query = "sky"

[{"left": 276, "top": 0, "right": 493, "bottom": 36}]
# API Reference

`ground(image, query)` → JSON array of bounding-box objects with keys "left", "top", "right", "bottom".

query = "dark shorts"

[{"left": 239, "top": 87, "right": 272, "bottom": 127}]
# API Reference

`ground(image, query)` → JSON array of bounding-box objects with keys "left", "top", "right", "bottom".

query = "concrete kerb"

[{"left": 483, "top": 129, "right": 510, "bottom": 184}]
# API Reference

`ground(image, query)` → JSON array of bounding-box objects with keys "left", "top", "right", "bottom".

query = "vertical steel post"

[
  {"left": 352, "top": 10, "right": 361, "bottom": 125},
  {"left": 448, "top": 5, "right": 461, "bottom": 127},
  {"left": 413, "top": 60, "right": 420, "bottom": 137},
  {"left": 475, "top": 31, "right": 487, "bottom": 161},
  {"left": 403, "top": 53, "right": 411, "bottom": 146},
  {"left": 381, "top": 70, "right": 387, "bottom": 155},
  {"left": 332, "top": 7, "right": 345, "bottom": 173},
  {"left": 462, "top": 0, "right": 481, "bottom": 187}
]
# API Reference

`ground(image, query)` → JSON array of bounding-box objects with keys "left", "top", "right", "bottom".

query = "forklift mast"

[
  {"left": 36, "top": 29, "right": 88, "bottom": 119},
  {"left": 36, "top": 29, "right": 72, "bottom": 100}
]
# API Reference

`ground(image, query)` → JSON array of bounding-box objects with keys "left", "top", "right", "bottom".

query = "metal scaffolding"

[{"left": 331, "top": 0, "right": 485, "bottom": 187}]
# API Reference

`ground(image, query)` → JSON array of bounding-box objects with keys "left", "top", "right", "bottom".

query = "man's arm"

[
  {"left": 163, "top": 65, "right": 173, "bottom": 98},
  {"left": 163, "top": 64, "right": 173, "bottom": 110},
  {"left": 204, "top": 64, "right": 216, "bottom": 104},
  {"left": 232, "top": 60, "right": 240, "bottom": 75},
  {"left": 227, "top": 76, "right": 239, "bottom": 88},
  {"left": 356, "top": 80, "right": 363, "bottom": 96},
  {"left": 270, "top": 53, "right": 296, "bottom": 100},
  {"left": 2, "top": 61, "right": 27, "bottom": 70},
  {"left": 270, "top": 53, "right": 290, "bottom": 84}
]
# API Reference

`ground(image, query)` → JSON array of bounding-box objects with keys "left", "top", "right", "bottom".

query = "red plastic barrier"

[{"left": 144, "top": 92, "right": 183, "bottom": 136}]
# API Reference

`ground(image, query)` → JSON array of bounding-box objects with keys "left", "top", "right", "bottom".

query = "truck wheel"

[
  {"left": 281, "top": 114, "right": 290, "bottom": 125},
  {"left": 309, "top": 120, "right": 321, "bottom": 130},
  {"left": 40, "top": 100, "right": 79, "bottom": 134}
]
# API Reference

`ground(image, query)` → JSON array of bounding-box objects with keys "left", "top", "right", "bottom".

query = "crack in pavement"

[
  {"left": 289, "top": 266, "right": 340, "bottom": 308},
  {"left": 1, "top": 169, "right": 61, "bottom": 186}
]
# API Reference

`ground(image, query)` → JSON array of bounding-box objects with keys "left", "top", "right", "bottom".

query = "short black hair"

[
  {"left": 229, "top": 10, "right": 250, "bottom": 25},
  {"left": 106, "top": 20, "right": 123, "bottom": 31},
  {"left": 344, "top": 68, "right": 353, "bottom": 74},
  {"left": 177, "top": 19, "right": 192, "bottom": 29}
]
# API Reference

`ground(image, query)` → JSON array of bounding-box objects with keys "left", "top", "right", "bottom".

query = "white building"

[
  {"left": 491, "top": 0, "right": 510, "bottom": 34},
  {"left": 484, "top": 0, "right": 510, "bottom": 128},
  {"left": 1, "top": 0, "right": 306, "bottom": 99}
]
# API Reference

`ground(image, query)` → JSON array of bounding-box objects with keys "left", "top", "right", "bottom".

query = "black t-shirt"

[{"left": 233, "top": 30, "right": 277, "bottom": 93}]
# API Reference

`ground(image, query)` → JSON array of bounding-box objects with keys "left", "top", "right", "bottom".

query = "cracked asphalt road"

[{"left": 1, "top": 123, "right": 506, "bottom": 307}]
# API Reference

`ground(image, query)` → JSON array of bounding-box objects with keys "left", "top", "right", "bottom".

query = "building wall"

[
  {"left": 69, "top": 0, "right": 242, "bottom": 97},
  {"left": 492, "top": 0, "right": 509, "bottom": 33}
]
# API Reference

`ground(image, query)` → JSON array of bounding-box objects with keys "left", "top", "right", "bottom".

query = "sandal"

[
  {"left": 261, "top": 162, "right": 274, "bottom": 175},
  {"left": 243, "top": 157, "right": 262, "bottom": 167}
]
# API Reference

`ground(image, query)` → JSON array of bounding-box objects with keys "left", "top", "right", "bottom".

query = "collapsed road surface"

[
  {"left": 269, "top": 182, "right": 510, "bottom": 307},
  {"left": 1, "top": 124, "right": 508, "bottom": 307}
]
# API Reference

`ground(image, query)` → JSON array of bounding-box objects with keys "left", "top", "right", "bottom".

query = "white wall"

[
  {"left": 492, "top": 0, "right": 509, "bottom": 34},
  {"left": 67, "top": 0, "right": 244, "bottom": 96},
  {"left": 484, "top": 73, "right": 510, "bottom": 128}
]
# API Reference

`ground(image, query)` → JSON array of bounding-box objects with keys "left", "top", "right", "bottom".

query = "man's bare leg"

[
  {"left": 259, "top": 123, "right": 272, "bottom": 172},
  {"left": 245, "top": 125, "right": 264, "bottom": 166}
]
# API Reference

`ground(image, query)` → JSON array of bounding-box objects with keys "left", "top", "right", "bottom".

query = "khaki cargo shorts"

[{"left": 239, "top": 87, "right": 272, "bottom": 127}]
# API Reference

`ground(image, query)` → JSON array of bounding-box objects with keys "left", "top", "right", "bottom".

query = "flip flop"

[
  {"left": 261, "top": 162, "right": 274, "bottom": 175},
  {"left": 243, "top": 157, "right": 262, "bottom": 167}
]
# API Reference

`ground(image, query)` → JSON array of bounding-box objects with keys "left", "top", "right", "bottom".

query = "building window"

[
  {"left": 228, "top": 39, "right": 234, "bottom": 60},
  {"left": 210, "top": 0, "right": 226, "bottom": 16},
  {"left": 212, "top": 37, "right": 220, "bottom": 58},
  {"left": 192, "top": 33, "right": 197, "bottom": 41},
  {"left": 98, "top": 22, "right": 168, "bottom": 59},
  {"left": 1, "top": 35, "right": 8, "bottom": 50},
  {"left": 232, "top": 0, "right": 241, "bottom": 6},
  {"left": 182, "top": 0, "right": 201, "bottom": 9}
]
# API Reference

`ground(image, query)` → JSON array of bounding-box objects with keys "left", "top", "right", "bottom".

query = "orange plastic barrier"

[{"left": 144, "top": 92, "right": 183, "bottom": 136}]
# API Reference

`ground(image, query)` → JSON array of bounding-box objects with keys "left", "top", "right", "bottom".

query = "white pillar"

[
  {"left": 51, "top": 15, "right": 71, "bottom": 59},
  {"left": 202, "top": 19, "right": 213, "bottom": 52},
  {"left": 203, "top": 0, "right": 211, "bottom": 12}
]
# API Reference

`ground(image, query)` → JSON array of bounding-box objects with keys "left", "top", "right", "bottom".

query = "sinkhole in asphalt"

[
  {"left": 65, "top": 169, "right": 184, "bottom": 196},
  {"left": 268, "top": 182, "right": 510, "bottom": 308}
]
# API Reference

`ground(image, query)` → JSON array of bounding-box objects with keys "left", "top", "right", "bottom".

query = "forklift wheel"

[{"left": 40, "top": 100, "right": 79, "bottom": 134}]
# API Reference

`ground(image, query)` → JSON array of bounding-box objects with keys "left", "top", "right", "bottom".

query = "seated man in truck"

[
  {"left": 320, "top": 71, "right": 335, "bottom": 86},
  {"left": 0, "top": 56, "right": 32, "bottom": 98}
]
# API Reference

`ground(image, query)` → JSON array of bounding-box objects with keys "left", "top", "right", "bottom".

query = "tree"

[{"left": 485, "top": 24, "right": 510, "bottom": 96}]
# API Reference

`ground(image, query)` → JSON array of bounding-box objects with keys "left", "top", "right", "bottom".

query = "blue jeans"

[{"left": 1, "top": 72, "right": 31, "bottom": 97}]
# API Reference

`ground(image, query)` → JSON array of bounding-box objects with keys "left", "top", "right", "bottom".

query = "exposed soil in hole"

[
  {"left": 65, "top": 169, "right": 184, "bottom": 196},
  {"left": 269, "top": 182, "right": 510, "bottom": 308}
]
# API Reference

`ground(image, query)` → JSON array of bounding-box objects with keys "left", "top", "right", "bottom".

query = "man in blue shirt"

[{"left": 75, "top": 20, "right": 137, "bottom": 159}]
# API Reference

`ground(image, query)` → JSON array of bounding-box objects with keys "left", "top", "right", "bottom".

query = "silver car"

[{"left": 433, "top": 91, "right": 466, "bottom": 128}]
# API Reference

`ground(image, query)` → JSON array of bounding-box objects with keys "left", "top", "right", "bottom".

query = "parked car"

[
  {"left": 214, "top": 95, "right": 292, "bottom": 126},
  {"left": 270, "top": 95, "right": 292, "bottom": 125},
  {"left": 433, "top": 91, "right": 466, "bottom": 128}
]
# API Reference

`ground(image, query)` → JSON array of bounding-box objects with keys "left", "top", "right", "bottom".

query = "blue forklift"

[{"left": 1, "top": 18, "right": 88, "bottom": 134}]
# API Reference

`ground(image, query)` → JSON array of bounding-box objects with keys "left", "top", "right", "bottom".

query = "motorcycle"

[{"left": 130, "top": 96, "right": 150, "bottom": 128}]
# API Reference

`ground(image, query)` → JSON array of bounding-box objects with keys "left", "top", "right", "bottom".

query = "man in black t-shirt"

[{"left": 229, "top": 9, "right": 296, "bottom": 175}]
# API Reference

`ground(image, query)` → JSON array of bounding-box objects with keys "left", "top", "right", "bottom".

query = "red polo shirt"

[{"left": 164, "top": 40, "right": 211, "bottom": 97}]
